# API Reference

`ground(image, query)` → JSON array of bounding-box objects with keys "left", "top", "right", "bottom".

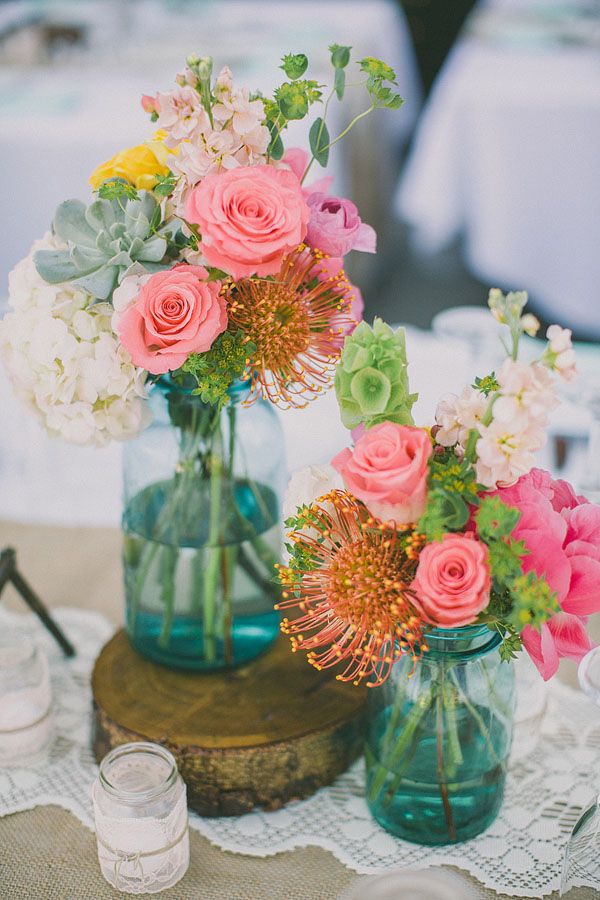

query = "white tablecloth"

[
  {"left": 0, "top": 0, "right": 420, "bottom": 290},
  {"left": 395, "top": 0, "right": 600, "bottom": 337}
]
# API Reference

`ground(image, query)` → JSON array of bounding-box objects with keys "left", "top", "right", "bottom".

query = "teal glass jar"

[
  {"left": 365, "top": 624, "right": 515, "bottom": 845},
  {"left": 122, "top": 377, "right": 285, "bottom": 671}
]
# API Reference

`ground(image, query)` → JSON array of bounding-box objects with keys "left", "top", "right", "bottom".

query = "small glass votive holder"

[
  {"left": 92, "top": 742, "right": 189, "bottom": 894},
  {"left": 0, "top": 636, "right": 53, "bottom": 767}
]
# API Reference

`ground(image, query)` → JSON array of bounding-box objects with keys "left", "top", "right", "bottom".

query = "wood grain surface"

[{"left": 92, "top": 630, "right": 366, "bottom": 816}]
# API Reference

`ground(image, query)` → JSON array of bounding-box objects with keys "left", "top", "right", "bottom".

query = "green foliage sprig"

[
  {"left": 182, "top": 330, "right": 254, "bottom": 409},
  {"left": 418, "top": 448, "right": 480, "bottom": 540}
]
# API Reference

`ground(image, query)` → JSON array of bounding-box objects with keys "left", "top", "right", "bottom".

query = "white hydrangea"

[{"left": 0, "top": 234, "right": 150, "bottom": 446}]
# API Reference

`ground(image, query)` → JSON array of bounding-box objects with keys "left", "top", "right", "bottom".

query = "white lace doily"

[{"left": 0, "top": 606, "right": 596, "bottom": 898}]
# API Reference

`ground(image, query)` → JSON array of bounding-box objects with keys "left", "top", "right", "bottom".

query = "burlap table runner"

[{"left": 0, "top": 520, "right": 593, "bottom": 899}]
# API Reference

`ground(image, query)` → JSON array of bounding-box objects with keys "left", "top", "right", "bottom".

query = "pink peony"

[
  {"left": 522, "top": 614, "right": 593, "bottom": 681},
  {"left": 305, "top": 192, "right": 376, "bottom": 258},
  {"left": 184, "top": 165, "right": 309, "bottom": 280},
  {"left": 331, "top": 422, "right": 432, "bottom": 524},
  {"left": 118, "top": 265, "right": 226, "bottom": 375},
  {"left": 411, "top": 534, "right": 491, "bottom": 627},
  {"left": 282, "top": 147, "right": 333, "bottom": 197},
  {"left": 493, "top": 468, "right": 598, "bottom": 679}
]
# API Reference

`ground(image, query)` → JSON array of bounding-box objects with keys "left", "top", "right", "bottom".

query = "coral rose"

[
  {"left": 411, "top": 534, "right": 491, "bottom": 627},
  {"left": 184, "top": 165, "right": 309, "bottom": 279},
  {"left": 118, "top": 265, "right": 226, "bottom": 375},
  {"left": 331, "top": 422, "right": 432, "bottom": 524}
]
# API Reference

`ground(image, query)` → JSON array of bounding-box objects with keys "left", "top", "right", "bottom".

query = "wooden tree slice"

[{"left": 92, "top": 631, "right": 366, "bottom": 816}]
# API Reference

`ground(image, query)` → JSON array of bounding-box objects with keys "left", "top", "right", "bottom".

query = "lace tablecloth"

[{"left": 0, "top": 607, "right": 595, "bottom": 898}]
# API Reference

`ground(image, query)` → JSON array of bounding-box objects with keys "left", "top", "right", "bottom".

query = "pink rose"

[
  {"left": 184, "top": 165, "right": 309, "bottom": 280},
  {"left": 118, "top": 265, "right": 226, "bottom": 375},
  {"left": 331, "top": 423, "right": 432, "bottom": 524},
  {"left": 493, "top": 469, "right": 598, "bottom": 679},
  {"left": 305, "top": 192, "right": 376, "bottom": 258},
  {"left": 411, "top": 534, "right": 491, "bottom": 627}
]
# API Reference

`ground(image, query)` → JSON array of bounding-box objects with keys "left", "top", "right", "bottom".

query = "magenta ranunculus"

[
  {"left": 305, "top": 192, "right": 376, "bottom": 258},
  {"left": 494, "top": 468, "right": 599, "bottom": 679},
  {"left": 118, "top": 265, "right": 226, "bottom": 375},
  {"left": 331, "top": 422, "right": 432, "bottom": 524},
  {"left": 411, "top": 534, "right": 491, "bottom": 627},
  {"left": 184, "top": 165, "right": 309, "bottom": 280}
]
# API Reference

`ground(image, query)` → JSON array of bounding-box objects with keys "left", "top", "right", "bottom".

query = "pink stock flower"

[
  {"left": 305, "top": 192, "right": 376, "bottom": 258},
  {"left": 494, "top": 468, "right": 598, "bottom": 679},
  {"left": 185, "top": 165, "right": 309, "bottom": 280},
  {"left": 411, "top": 534, "right": 491, "bottom": 628},
  {"left": 141, "top": 94, "right": 158, "bottom": 115},
  {"left": 331, "top": 422, "right": 432, "bottom": 524},
  {"left": 118, "top": 265, "right": 227, "bottom": 375}
]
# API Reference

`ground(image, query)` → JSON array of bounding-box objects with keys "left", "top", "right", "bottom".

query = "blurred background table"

[
  {"left": 0, "top": 0, "right": 420, "bottom": 293},
  {"left": 396, "top": 0, "right": 600, "bottom": 338}
]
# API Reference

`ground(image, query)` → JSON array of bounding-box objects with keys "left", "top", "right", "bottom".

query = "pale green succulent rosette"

[
  {"left": 34, "top": 190, "right": 181, "bottom": 301},
  {"left": 334, "top": 317, "right": 417, "bottom": 430}
]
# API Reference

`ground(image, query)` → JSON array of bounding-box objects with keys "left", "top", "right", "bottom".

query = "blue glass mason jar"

[
  {"left": 122, "top": 376, "right": 285, "bottom": 671},
  {"left": 365, "top": 624, "right": 515, "bottom": 844}
]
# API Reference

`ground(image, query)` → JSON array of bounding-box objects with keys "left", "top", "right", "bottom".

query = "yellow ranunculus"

[{"left": 89, "top": 142, "right": 171, "bottom": 191}]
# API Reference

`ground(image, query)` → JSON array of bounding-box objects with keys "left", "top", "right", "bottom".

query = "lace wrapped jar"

[
  {"left": 0, "top": 636, "right": 52, "bottom": 766},
  {"left": 93, "top": 742, "right": 189, "bottom": 894},
  {"left": 122, "top": 376, "right": 285, "bottom": 671},
  {"left": 365, "top": 624, "right": 515, "bottom": 845}
]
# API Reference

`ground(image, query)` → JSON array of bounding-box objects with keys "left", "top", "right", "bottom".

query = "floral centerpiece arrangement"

[
  {"left": 278, "top": 291, "right": 596, "bottom": 844},
  {"left": 0, "top": 48, "right": 403, "bottom": 670}
]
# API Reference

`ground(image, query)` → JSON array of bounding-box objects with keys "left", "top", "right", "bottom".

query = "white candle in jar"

[
  {"left": 0, "top": 641, "right": 52, "bottom": 766},
  {"left": 93, "top": 742, "right": 189, "bottom": 894}
]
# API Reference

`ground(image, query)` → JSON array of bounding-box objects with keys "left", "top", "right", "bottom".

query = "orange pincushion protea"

[
  {"left": 226, "top": 245, "right": 356, "bottom": 408},
  {"left": 277, "top": 490, "right": 428, "bottom": 687}
]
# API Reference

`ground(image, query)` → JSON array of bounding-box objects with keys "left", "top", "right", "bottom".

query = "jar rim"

[
  {"left": 421, "top": 623, "right": 502, "bottom": 659},
  {"left": 424, "top": 623, "right": 496, "bottom": 640},
  {"left": 99, "top": 742, "right": 178, "bottom": 804},
  {"left": 154, "top": 373, "right": 251, "bottom": 403}
]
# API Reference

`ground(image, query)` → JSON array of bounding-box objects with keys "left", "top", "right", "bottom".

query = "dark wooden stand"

[{"left": 92, "top": 631, "right": 366, "bottom": 816}]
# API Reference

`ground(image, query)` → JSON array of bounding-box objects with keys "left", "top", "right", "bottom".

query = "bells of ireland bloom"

[
  {"left": 34, "top": 191, "right": 180, "bottom": 302},
  {"left": 334, "top": 318, "right": 417, "bottom": 430}
]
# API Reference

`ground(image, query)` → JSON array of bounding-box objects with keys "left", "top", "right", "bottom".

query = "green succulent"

[
  {"left": 34, "top": 190, "right": 180, "bottom": 301},
  {"left": 334, "top": 317, "right": 417, "bottom": 430}
]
